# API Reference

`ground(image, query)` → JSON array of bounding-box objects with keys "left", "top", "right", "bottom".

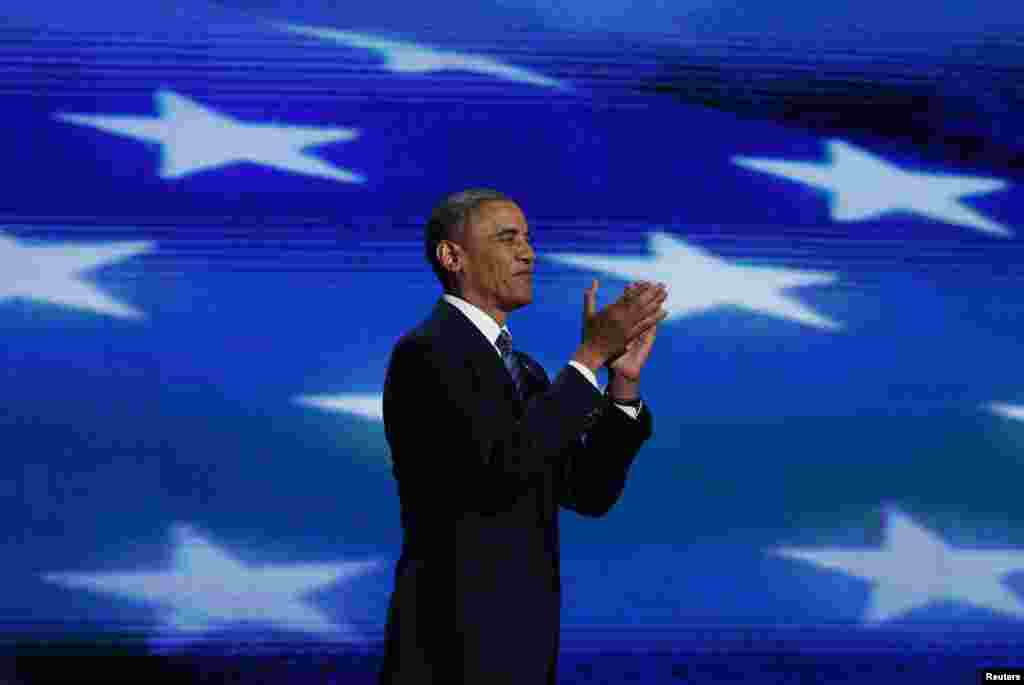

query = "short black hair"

[{"left": 424, "top": 188, "right": 512, "bottom": 293}]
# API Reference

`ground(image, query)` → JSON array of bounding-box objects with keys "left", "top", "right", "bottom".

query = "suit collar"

[
  {"left": 428, "top": 297, "right": 540, "bottom": 409},
  {"left": 428, "top": 296, "right": 495, "bottom": 355},
  {"left": 442, "top": 293, "right": 509, "bottom": 356}
]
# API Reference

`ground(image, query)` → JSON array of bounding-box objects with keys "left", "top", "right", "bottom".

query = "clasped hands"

[{"left": 579, "top": 279, "right": 668, "bottom": 383}]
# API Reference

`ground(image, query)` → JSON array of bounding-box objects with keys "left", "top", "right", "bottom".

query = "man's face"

[{"left": 444, "top": 200, "right": 535, "bottom": 322}]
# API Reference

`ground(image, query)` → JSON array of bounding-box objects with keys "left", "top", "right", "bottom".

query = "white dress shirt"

[{"left": 443, "top": 294, "right": 641, "bottom": 419}]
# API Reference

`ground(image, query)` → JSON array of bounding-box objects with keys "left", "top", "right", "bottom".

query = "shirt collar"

[{"left": 443, "top": 294, "right": 509, "bottom": 354}]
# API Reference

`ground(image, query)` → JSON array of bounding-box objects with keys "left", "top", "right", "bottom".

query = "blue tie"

[{"left": 495, "top": 329, "right": 525, "bottom": 400}]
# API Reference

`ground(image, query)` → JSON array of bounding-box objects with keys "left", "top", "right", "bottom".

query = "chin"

[{"left": 506, "top": 293, "right": 533, "bottom": 310}]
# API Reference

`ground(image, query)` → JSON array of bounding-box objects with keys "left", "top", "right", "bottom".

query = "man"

[{"left": 378, "top": 189, "right": 668, "bottom": 684}]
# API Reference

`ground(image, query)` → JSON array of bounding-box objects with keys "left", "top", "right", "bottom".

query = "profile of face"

[{"left": 438, "top": 200, "right": 535, "bottom": 325}]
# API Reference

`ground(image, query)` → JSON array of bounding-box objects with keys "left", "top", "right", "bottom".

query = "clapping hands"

[{"left": 581, "top": 279, "right": 667, "bottom": 381}]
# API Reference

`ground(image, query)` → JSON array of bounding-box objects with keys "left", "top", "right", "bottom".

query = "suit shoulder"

[
  {"left": 389, "top": 329, "right": 433, "bottom": 364},
  {"left": 388, "top": 326, "right": 459, "bottom": 374},
  {"left": 390, "top": 306, "right": 447, "bottom": 353}
]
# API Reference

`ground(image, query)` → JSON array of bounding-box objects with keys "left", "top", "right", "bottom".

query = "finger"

[
  {"left": 629, "top": 294, "right": 667, "bottom": 324},
  {"left": 618, "top": 282, "right": 663, "bottom": 321},
  {"left": 638, "top": 286, "right": 667, "bottom": 308},
  {"left": 628, "top": 309, "right": 667, "bottom": 339},
  {"left": 584, "top": 278, "right": 598, "bottom": 317},
  {"left": 629, "top": 282, "right": 667, "bottom": 308},
  {"left": 629, "top": 322, "right": 659, "bottom": 350},
  {"left": 624, "top": 328, "right": 652, "bottom": 351},
  {"left": 636, "top": 315, "right": 659, "bottom": 335}
]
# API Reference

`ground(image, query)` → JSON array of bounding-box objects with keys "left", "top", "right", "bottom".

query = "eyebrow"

[{"left": 494, "top": 226, "right": 530, "bottom": 238}]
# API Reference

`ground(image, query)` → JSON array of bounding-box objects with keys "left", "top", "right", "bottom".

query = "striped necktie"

[{"left": 495, "top": 329, "right": 525, "bottom": 400}]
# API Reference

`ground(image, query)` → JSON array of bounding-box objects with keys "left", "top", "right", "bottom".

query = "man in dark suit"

[{"left": 378, "top": 189, "right": 668, "bottom": 684}]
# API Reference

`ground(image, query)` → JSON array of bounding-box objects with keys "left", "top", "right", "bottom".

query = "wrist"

[{"left": 608, "top": 373, "right": 640, "bottom": 401}]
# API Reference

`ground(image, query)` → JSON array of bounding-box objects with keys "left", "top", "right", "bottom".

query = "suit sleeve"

[
  {"left": 382, "top": 335, "right": 608, "bottom": 515},
  {"left": 558, "top": 390, "right": 653, "bottom": 517}
]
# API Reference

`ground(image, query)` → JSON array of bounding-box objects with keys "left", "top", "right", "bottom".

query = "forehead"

[{"left": 466, "top": 200, "right": 528, "bottom": 235}]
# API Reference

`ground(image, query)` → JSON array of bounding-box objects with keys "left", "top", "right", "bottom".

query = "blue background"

[{"left": 3, "top": 1, "right": 1024, "bottom": 681}]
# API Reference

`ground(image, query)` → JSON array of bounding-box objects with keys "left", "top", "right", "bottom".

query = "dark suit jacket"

[{"left": 378, "top": 298, "right": 653, "bottom": 685}]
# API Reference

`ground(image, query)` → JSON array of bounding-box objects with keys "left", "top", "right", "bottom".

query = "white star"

[
  {"left": 544, "top": 231, "right": 840, "bottom": 330},
  {"left": 772, "top": 508, "right": 1024, "bottom": 623},
  {"left": 988, "top": 402, "right": 1024, "bottom": 422},
  {"left": 43, "top": 523, "right": 381, "bottom": 639},
  {"left": 733, "top": 139, "right": 1011, "bottom": 237},
  {"left": 55, "top": 89, "right": 365, "bottom": 183},
  {"left": 275, "top": 23, "right": 568, "bottom": 90},
  {"left": 0, "top": 231, "right": 152, "bottom": 319},
  {"left": 295, "top": 392, "right": 383, "bottom": 422}
]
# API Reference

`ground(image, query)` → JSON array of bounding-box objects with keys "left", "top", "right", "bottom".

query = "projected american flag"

[{"left": 3, "top": 1, "right": 1024, "bottom": 679}]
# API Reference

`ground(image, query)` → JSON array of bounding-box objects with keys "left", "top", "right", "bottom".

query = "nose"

[{"left": 519, "top": 241, "right": 535, "bottom": 266}]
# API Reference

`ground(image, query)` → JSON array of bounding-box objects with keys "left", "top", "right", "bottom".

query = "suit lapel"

[
  {"left": 512, "top": 350, "right": 548, "bottom": 401},
  {"left": 430, "top": 299, "right": 523, "bottom": 410}
]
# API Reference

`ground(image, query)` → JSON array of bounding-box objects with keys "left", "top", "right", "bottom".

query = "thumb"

[{"left": 584, "top": 279, "right": 598, "bottom": 317}]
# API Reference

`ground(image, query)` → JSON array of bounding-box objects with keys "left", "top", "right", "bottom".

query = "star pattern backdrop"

[{"left": 3, "top": 0, "right": 1024, "bottom": 661}]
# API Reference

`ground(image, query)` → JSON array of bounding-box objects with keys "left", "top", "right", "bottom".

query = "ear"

[{"left": 438, "top": 241, "right": 460, "bottom": 272}]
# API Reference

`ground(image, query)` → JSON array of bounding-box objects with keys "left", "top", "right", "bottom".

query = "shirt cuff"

[
  {"left": 600, "top": 383, "right": 642, "bottom": 420},
  {"left": 614, "top": 402, "right": 641, "bottom": 419},
  {"left": 568, "top": 362, "right": 642, "bottom": 420}
]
